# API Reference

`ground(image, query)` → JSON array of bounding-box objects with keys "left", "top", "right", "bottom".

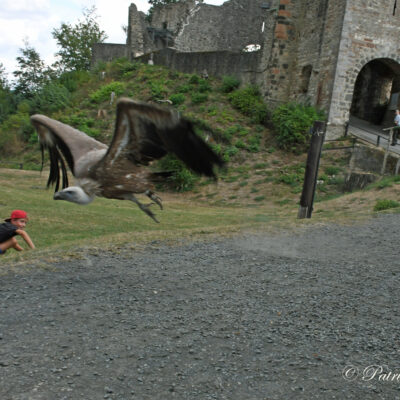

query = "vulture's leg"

[
  {"left": 123, "top": 194, "right": 160, "bottom": 223},
  {"left": 145, "top": 190, "right": 163, "bottom": 210}
]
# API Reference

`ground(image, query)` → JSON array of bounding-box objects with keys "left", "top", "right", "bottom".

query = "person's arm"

[{"left": 15, "top": 229, "right": 35, "bottom": 250}]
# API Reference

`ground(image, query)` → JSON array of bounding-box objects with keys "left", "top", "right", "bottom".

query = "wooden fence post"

[
  {"left": 298, "top": 120, "right": 327, "bottom": 219},
  {"left": 381, "top": 128, "right": 393, "bottom": 175}
]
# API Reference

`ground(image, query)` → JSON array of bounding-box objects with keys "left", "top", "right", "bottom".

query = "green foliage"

[
  {"left": 228, "top": 86, "right": 269, "bottom": 124},
  {"left": 147, "top": 0, "right": 179, "bottom": 22},
  {"left": 52, "top": 6, "right": 107, "bottom": 71},
  {"left": 59, "top": 70, "right": 91, "bottom": 92},
  {"left": 272, "top": 102, "right": 325, "bottom": 152},
  {"left": 59, "top": 113, "right": 100, "bottom": 138},
  {"left": 374, "top": 199, "right": 400, "bottom": 211},
  {"left": 221, "top": 76, "right": 240, "bottom": 93},
  {"left": 169, "top": 93, "right": 186, "bottom": 105},
  {"left": 198, "top": 79, "right": 211, "bottom": 93},
  {"left": 13, "top": 42, "right": 52, "bottom": 99},
  {"left": 90, "top": 81, "right": 124, "bottom": 103},
  {"left": 0, "top": 86, "right": 17, "bottom": 124},
  {"left": 177, "top": 84, "right": 191, "bottom": 93},
  {"left": 324, "top": 166, "right": 341, "bottom": 175},
  {"left": 234, "top": 139, "right": 246, "bottom": 149},
  {"left": 30, "top": 83, "right": 71, "bottom": 114},
  {"left": 224, "top": 146, "right": 239, "bottom": 160},
  {"left": 188, "top": 74, "right": 200, "bottom": 84},
  {"left": 110, "top": 58, "right": 139, "bottom": 77},
  {"left": 0, "top": 104, "right": 33, "bottom": 148},
  {"left": 149, "top": 82, "right": 167, "bottom": 100},
  {"left": 155, "top": 154, "right": 198, "bottom": 192},
  {"left": 191, "top": 92, "right": 208, "bottom": 105}
]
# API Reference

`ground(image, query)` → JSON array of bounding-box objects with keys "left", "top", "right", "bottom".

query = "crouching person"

[{"left": 0, "top": 210, "right": 35, "bottom": 255}]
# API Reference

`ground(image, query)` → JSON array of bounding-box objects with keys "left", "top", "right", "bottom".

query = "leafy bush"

[
  {"left": 221, "top": 76, "right": 240, "bottom": 93},
  {"left": 224, "top": 146, "right": 239, "bottom": 161},
  {"left": 0, "top": 106, "right": 33, "bottom": 149},
  {"left": 177, "top": 84, "right": 191, "bottom": 93},
  {"left": 154, "top": 154, "right": 198, "bottom": 192},
  {"left": 198, "top": 79, "right": 211, "bottom": 93},
  {"left": 59, "top": 70, "right": 90, "bottom": 92},
  {"left": 188, "top": 74, "right": 200, "bottom": 84},
  {"left": 60, "top": 113, "right": 100, "bottom": 138},
  {"left": 30, "top": 83, "right": 71, "bottom": 114},
  {"left": 149, "top": 82, "right": 168, "bottom": 100},
  {"left": 234, "top": 139, "right": 246, "bottom": 149},
  {"left": 324, "top": 166, "right": 341, "bottom": 175},
  {"left": 228, "top": 85, "right": 269, "bottom": 124},
  {"left": 272, "top": 102, "right": 325, "bottom": 152},
  {"left": 169, "top": 93, "right": 185, "bottom": 105},
  {"left": 191, "top": 92, "right": 208, "bottom": 105},
  {"left": 374, "top": 199, "right": 400, "bottom": 211},
  {"left": 90, "top": 81, "right": 124, "bottom": 103}
]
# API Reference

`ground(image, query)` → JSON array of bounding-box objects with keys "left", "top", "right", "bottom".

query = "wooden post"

[
  {"left": 381, "top": 128, "right": 393, "bottom": 175},
  {"left": 298, "top": 120, "right": 326, "bottom": 219}
]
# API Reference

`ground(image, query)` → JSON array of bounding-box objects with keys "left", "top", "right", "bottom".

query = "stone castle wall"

[
  {"left": 329, "top": 0, "right": 400, "bottom": 133},
  {"left": 91, "top": 0, "right": 400, "bottom": 138}
]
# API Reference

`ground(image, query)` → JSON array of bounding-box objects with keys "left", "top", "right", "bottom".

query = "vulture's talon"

[
  {"left": 139, "top": 203, "right": 159, "bottom": 223},
  {"left": 145, "top": 190, "right": 163, "bottom": 210}
]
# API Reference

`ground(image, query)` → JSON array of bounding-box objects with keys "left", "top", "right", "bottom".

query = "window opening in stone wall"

[
  {"left": 394, "top": 0, "right": 397, "bottom": 16},
  {"left": 300, "top": 65, "right": 312, "bottom": 93}
]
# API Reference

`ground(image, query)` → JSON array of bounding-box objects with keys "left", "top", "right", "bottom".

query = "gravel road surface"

[{"left": 1, "top": 214, "right": 400, "bottom": 399}]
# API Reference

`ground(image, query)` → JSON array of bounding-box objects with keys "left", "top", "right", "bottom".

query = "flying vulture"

[{"left": 31, "top": 98, "right": 224, "bottom": 222}]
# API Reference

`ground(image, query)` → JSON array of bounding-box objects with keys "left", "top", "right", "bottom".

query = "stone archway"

[{"left": 350, "top": 58, "right": 400, "bottom": 126}]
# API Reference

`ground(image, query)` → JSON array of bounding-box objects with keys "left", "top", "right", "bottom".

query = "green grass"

[
  {"left": 0, "top": 169, "right": 286, "bottom": 265},
  {"left": 373, "top": 199, "right": 400, "bottom": 212}
]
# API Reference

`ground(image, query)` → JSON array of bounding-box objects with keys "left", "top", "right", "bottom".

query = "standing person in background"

[{"left": 391, "top": 109, "right": 400, "bottom": 145}]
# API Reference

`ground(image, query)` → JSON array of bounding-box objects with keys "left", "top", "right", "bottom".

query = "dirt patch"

[{"left": 1, "top": 214, "right": 400, "bottom": 399}]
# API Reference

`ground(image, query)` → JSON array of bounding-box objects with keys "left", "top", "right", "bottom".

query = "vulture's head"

[{"left": 53, "top": 186, "right": 94, "bottom": 205}]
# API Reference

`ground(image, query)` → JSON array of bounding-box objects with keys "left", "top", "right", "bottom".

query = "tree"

[
  {"left": 0, "top": 63, "right": 17, "bottom": 123},
  {"left": 0, "top": 63, "right": 9, "bottom": 89},
  {"left": 52, "top": 6, "right": 107, "bottom": 72},
  {"left": 147, "top": 0, "right": 179, "bottom": 22},
  {"left": 13, "top": 41, "right": 51, "bottom": 99}
]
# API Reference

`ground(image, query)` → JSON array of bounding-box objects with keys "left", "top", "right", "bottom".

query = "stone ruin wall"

[
  {"left": 91, "top": 0, "right": 400, "bottom": 138},
  {"left": 328, "top": 0, "right": 400, "bottom": 136},
  {"left": 261, "top": 0, "right": 346, "bottom": 111}
]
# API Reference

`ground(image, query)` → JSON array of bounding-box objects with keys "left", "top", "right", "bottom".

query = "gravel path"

[{"left": 1, "top": 214, "right": 400, "bottom": 399}]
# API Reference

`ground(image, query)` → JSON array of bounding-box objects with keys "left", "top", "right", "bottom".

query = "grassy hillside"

[{"left": 0, "top": 58, "right": 353, "bottom": 207}]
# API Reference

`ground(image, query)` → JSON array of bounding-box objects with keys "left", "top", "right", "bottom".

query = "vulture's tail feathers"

[{"left": 41, "top": 135, "right": 72, "bottom": 192}]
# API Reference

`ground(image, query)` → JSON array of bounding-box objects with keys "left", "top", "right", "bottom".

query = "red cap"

[{"left": 5, "top": 210, "right": 28, "bottom": 222}]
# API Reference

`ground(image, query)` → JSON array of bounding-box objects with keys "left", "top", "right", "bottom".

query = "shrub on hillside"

[
  {"left": 221, "top": 76, "right": 240, "bottom": 93},
  {"left": 374, "top": 199, "right": 400, "bottom": 211},
  {"left": 59, "top": 70, "right": 91, "bottom": 92},
  {"left": 271, "top": 103, "right": 325, "bottom": 152},
  {"left": 90, "top": 81, "right": 125, "bottom": 103},
  {"left": 30, "top": 83, "right": 71, "bottom": 114},
  {"left": 169, "top": 93, "right": 186, "bottom": 105},
  {"left": 191, "top": 92, "right": 208, "bottom": 105},
  {"left": 228, "top": 85, "right": 269, "bottom": 124},
  {"left": 154, "top": 154, "right": 198, "bottom": 192}
]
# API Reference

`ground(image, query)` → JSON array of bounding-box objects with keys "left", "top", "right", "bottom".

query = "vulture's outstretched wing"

[
  {"left": 31, "top": 115, "right": 107, "bottom": 191},
  {"left": 97, "top": 98, "right": 224, "bottom": 177}
]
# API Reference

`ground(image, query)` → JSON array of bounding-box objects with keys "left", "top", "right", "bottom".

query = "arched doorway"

[{"left": 350, "top": 58, "right": 400, "bottom": 126}]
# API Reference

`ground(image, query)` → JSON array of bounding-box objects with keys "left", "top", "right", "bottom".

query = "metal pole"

[{"left": 298, "top": 120, "right": 327, "bottom": 219}]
